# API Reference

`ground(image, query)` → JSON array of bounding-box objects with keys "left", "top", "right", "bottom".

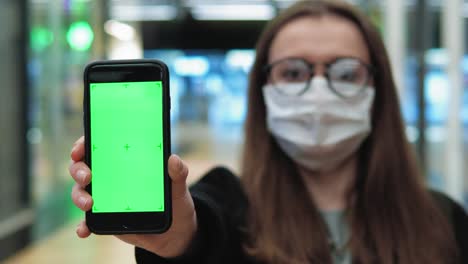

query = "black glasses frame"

[{"left": 264, "top": 57, "right": 375, "bottom": 98}]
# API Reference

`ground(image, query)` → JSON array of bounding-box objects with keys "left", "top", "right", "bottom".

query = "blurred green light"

[
  {"left": 31, "top": 26, "right": 54, "bottom": 52},
  {"left": 66, "top": 21, "right": 94, "bottom": 51}
]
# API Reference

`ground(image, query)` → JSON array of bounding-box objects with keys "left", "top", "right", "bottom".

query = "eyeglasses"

[{"left": 264, "top": 57, "right": 374, "bottom": 98}]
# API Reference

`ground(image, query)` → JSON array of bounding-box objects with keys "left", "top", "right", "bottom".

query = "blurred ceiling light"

[
  {"left": 273, "top": 0, "right": 300, "bottom": 9},
  {"left": 109, "top": 41, "right": 143, "bottom": 60},
  {"left": 66, "top": 21, "right": 94, "bottom": 51},
  {"left": 191, "top": 4, "right": 275, "bottom": 20},
  {"left": 111, "top": 5, "right": 177, "bottom": 21},
  {"left": 104, "top": 20, "right": 136, "bottom": 41},
  {"left": 425, "top": 48, "right": 448, "bottom": 66},
  {"left": 226, "top": 50, "right": 255, "bottom": 71},
  {"left": 174, "top": 57, "right": 210, "bottom": 76},
  {"left": 405, "top": 126, "right": 419, "bottom": 143},
  {"left": 426, "top": 73, "right": 449, "bottom": 105}
]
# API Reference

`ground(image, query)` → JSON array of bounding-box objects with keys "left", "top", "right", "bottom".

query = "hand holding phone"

[
  {"left": 69, "top": 139, "right": 198, "bottom": 257},
  {"left": 69, "top": 59, "right": 198, "bottom": 257},
  {"left": 84, "top": 59, "right": 173, "bottom": 233}
]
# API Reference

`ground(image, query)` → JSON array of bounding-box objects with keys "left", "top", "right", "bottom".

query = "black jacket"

[{"left": 135, "top": 167, "right": 468, "bottom": 263}]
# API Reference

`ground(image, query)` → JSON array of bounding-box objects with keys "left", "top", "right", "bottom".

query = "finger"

[
  {"left": 76, "top": 220, "right": 92, "bottom": 238},
  {"left": 71, "top": 136, "right": 85, "bottom": 162},
  {"left": 69, "top": 161, "right": 91, "bottom": 187},
  {"left": 168, "top": 155, "right": 189, "bottom": 200},
  {"left": 71, "top": 184, "right": 93, "bottom": 211}
]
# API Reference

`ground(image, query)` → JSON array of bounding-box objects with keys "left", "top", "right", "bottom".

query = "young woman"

[{"left": 69, "top": 1, "right": 468, "bottom": 263}]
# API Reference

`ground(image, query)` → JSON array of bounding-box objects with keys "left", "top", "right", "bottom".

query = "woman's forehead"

[{"left": 268, "top": 15, "right": 370, "bottom": 64}]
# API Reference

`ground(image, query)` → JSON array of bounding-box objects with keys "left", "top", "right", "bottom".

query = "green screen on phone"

[{"left": 90, "top": 81, "right": 164, "bottom": 213}]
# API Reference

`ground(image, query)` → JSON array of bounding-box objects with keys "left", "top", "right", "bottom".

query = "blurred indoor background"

[{"left": 0, "top": 0, "right": 467, "bottom": 263}]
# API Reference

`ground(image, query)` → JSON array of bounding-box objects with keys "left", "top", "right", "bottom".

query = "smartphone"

[{"left": 83, "top": 59, "right": 171, "bottom": 234}]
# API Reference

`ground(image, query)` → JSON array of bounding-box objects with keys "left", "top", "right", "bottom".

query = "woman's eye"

[
  {"left": 281, "top": 68, "right": 306, "bottom": 81},
  {"left": 337, "top": 71, "right": 358, "bottom": 81},
  {"left": 330, "top": 60, "right": 368, "bottom": 84},
  {"left": 331, "top": 66, "right": 366, "bottom": 84}
]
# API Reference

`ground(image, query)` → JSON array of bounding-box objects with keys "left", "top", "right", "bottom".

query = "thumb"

[{"left": 167, "top": 155, "right": 189, "bottom": 200}]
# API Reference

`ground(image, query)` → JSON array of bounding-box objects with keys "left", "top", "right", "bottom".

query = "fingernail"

[
  {"left": 177, "top": 157, "right": 184, "bottom": 171},
  {"left": 79, "top": 197, "right": 87, "bottom": 208},
  {"left": 76, "top": 170, "right": 86, "bottom": 183},
  {"left": 74, "top": 137, "right": 83, "bottom": 146}
]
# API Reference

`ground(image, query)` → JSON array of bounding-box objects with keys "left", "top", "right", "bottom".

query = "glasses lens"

[
  {"left": 269, "top": 59, "right": 310, "bottom": 95},
  {"left": 328, "top": 58, "right": 370, "bottom": 97}
]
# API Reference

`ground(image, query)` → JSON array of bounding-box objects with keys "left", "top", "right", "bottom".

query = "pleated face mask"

[{"left": 262, "top": 76, "right": 375, "bottom": 172}]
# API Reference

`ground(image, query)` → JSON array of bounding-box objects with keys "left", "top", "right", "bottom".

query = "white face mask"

[{"left": 262, "top": 76, "right": 375, "bottom": 172}]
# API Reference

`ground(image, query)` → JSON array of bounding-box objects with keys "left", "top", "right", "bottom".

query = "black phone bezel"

[{"left": 83, "top": 59, "right": 172, "bottom": 234}]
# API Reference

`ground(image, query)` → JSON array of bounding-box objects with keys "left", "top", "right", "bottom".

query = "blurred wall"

[{"left": 0, "top": 0, "right": 31, "bottom": 260}]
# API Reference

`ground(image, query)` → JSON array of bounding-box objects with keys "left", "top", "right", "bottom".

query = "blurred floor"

[
  {"left": 3, "top": 122, "right": 242, "bottom": 264},
  {"left": 3, "top": 226, "right": 134, "bottom": 264},
  {"left": 5, "top": 121, "right": 466, "bottom": 263}
]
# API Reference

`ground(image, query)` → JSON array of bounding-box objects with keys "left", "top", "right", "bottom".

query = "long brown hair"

[{"left": 241, "top": 0, "right": 458, "bottom": 263}]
